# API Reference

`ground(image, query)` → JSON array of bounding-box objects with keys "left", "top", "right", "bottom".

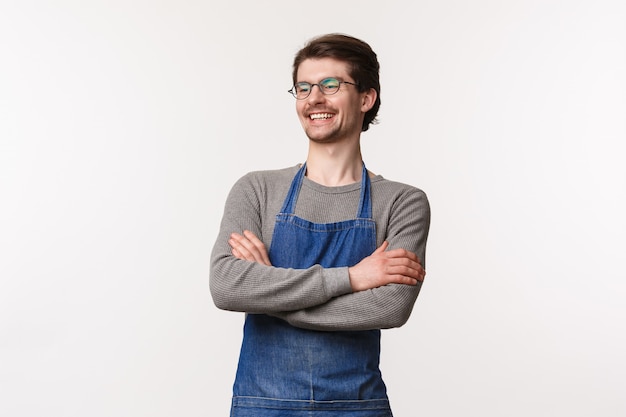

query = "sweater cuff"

[{"left": 323, "top": 266, "right": 353, "bottom": 298}]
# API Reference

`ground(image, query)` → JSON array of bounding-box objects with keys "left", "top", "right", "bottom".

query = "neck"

[{"left": 305, "top": 141, "right": 364, "bottom": 186}]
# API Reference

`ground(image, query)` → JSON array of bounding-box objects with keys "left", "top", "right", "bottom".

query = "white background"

[{"left": 1, "top": 1, "right": 625, "bottom": 416}]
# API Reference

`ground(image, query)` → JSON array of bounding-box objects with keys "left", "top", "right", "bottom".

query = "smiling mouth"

[{"left": 309, "top": 113, "right": 334, "bottom": 120}]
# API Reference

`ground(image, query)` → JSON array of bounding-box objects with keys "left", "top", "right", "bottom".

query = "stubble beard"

[{"left": 305, "top": 126, "right": 342, "bottom": 144}]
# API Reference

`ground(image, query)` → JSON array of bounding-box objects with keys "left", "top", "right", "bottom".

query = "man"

[{"left": 210, "top": 33, "right": 430, "bottom": 417}]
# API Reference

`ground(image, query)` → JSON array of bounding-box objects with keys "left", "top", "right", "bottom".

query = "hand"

[
  {"left": 228, "top": 230, "right": 272, "bottom": 266},
  {"left": 348, "top": 241, "right": 425, "bottom": 292}
]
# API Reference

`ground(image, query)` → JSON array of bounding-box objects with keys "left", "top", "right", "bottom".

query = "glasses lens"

[
  {"left": 320, "top": 78, "right": 340, "bottom": 94},
  {"left": 295, "top": 82, "right": 311, "bottom": 99}
]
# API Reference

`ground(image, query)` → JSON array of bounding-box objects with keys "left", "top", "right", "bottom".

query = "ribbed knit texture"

[{"left": 210, "top": 164, "right": 430, "bottom": 331}]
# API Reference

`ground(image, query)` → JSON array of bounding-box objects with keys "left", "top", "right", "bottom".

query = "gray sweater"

[{"left": 210, "top": 164, "right": 430, "bottom": 331}]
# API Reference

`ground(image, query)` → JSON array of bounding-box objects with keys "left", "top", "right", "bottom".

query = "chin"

[
  {"left": 306, "top": 133, "right": 338, "bottom": 144},
  {"left": 305, "top": 128, "right": 340, "bottom": 143}
]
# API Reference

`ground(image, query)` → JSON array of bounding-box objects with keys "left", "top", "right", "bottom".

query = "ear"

[{"left": 360, "top": 88, "right": 377, "bottom": 113}]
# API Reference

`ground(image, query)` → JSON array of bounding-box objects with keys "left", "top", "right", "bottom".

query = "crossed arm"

[
  {"left": 210, "top": 171, "right": 430, "bottom": 331},
  {"left": 229, "top": 230, "right": 425, "bottom": 292},
  {"left": 228, "top": 230, "right": 426, "bottom": 331}
]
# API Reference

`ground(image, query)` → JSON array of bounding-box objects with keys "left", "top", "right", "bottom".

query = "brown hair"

[{"left": 292, "top": 33, "right": 381, "bottom": 132}]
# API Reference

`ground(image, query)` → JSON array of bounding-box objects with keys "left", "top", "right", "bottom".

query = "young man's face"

[{"left": 294, "top": 58, "right": 375, "bottom": 144}]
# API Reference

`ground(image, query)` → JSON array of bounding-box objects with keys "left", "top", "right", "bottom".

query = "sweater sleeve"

[
  {"left": 209, "top": 173, "right": 353, "bottom": 313},
  {"left": 269, "top": 187, "right": 431, "bottom": 331}
]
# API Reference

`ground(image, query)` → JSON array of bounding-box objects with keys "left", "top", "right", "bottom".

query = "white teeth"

[{"left": 310, "top": 113, "right": 333, "bottom": 120}]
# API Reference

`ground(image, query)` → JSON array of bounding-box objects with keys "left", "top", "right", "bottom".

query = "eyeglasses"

[{"left": 288, "top": 77, "right": 358, "bottom": 99}]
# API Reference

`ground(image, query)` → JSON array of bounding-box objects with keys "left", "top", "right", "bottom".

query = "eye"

[
  {"left": 320, "top": 78, "right": 340, "bottom": 90},
  {"left": 295, "top": 82, "right": 311, "bottom": 93}
]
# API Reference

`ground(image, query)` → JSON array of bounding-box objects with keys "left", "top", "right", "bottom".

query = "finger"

[
  {"left": 241, "top": 231, "right": 271, "bottom": 266},
  {"left": 396, "top": 269, "right": 423, "bottom": 284},
  {"left": 387, "top": 274, "right": 419, "bottom": 285},
  {"left": 230, "top": 232, "right": 268, "bottom": 265},
  {"left": 384, "top": 248, "right": 420, "bottom": 263},
  {"left": 389, "top": 268, "right": 422, "bottom": 283},
  {"left": 229, "top": 233, "right": 251, "bottom": 251},
  {"left": 229, "top": 234, "right": 260, "bottom": 261},
  {"left": 230, "top": 242, "right": 252, "bottom": 261},
  {"left": 373, "top": 240, "right": 389, "bottom": 255},
  {"left": 386, "top": 261, "right": 425, "bottom": 282},
  {"left": 230, "top": 233, "right": 259, "bottom": 255},
  {"left": 243, "top": 230, "right": 271, "bottom": 265},
  {"left": 229, "top": 238, "right": 256, "bottom": 260},
  {"left": 386, "top": 256, "right": 422, "bottom": 272}
]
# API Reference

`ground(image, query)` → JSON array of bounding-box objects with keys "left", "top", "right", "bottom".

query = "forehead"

[{"left": 296, "top": 58, "right": 351, "bottom": 82}]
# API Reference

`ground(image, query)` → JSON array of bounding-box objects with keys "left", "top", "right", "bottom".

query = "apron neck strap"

[
  {"left": 280, "top": 162, "right": 372, "bottom": 219},
  {"left": 357, "top": 163, "right": 372, "bottom": 219}
]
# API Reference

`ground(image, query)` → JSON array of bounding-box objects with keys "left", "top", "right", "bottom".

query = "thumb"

[{"left": 373, "top": 240, "right": 389, "bottom": 254}]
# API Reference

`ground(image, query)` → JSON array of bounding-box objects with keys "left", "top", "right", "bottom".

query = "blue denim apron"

[{"left": 231, "top": 164, "right": 392, "bottom": 417}]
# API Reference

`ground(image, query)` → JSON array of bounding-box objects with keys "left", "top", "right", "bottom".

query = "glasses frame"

[{"left": 288, "top": 77, "right": 359, "bottom": 100}]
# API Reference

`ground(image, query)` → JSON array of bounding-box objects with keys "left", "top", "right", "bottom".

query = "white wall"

[{"left": 1, "top": 1, "right": 624, "bottom": 416}]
